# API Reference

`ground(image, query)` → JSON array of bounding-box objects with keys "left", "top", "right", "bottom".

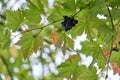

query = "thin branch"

[
  {"left": 105, "top": 36, "right": 114, "bottom": 80},
  {"left": 0, "top": 14, "right": 6, "bottom": 19},
  {"left": 0, "top": 55, "right": 13, "bottom": 80},
  {"left": 28, "top": 18, "right": 63, "bottom": 31},
  {"left": 11, "top": 18, "right": 63, "bottom": 40},
  {"left": 105, "top": 0, "right": 115, "bottom": 79}
]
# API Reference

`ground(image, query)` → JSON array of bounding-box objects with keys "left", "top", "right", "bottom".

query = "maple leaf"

[{"left": 16, "top": 32, "right": 43, "bottom": 58}]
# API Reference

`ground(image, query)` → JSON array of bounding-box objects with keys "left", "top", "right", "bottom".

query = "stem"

[
  {"left": 0, "top": 55, "right": 13, "bottom": 80},
  {"left": 105, "top": 0, "right": 115, "bottom": 79},
  {"left": 105, "top": 36, "right": 114, "bottom": 80}
]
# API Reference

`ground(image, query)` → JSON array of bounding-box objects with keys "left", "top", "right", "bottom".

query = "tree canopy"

[{"left": 0, "top": 0, "right": 120, "bottom": 80}]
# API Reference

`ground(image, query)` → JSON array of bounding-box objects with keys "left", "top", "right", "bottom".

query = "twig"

[
  {"left": 105, "top": 36, "right": 114, "bottom": 80},
  {"left": 11, "top": 18, "right": 63, "bottom": 40},
  {"left": 105, "top": 0, "right": 115, "bottom": 79},
  {"left": 0, "top": 55, "right": 13, "bottom": 80}
]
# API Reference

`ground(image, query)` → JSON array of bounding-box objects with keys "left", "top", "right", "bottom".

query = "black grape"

[{"left": 61, "top": 16, "right": 78, "bottom": 31}]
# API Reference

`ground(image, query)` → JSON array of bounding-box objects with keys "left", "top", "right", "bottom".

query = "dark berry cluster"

[{"left": 61, "top": 16, "right": 78, "bottom": 31}]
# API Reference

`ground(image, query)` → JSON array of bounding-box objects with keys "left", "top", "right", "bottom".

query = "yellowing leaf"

[
  {"left": 10, "top": 45, "right": 18, "bottom": 58},
  {"left": 5, "top": 75, "right": 11, "bottom": 80}
]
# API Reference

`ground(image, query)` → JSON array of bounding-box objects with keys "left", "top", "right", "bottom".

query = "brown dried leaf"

[
  {"left": 111, "top": 62, "right": 120, "bottom": 75},
  {"left": 50, "top": 29, "right": 62, "bottom": 47},
  {"left": 102, "top": 48, "right": 110, "bottom": 60}
]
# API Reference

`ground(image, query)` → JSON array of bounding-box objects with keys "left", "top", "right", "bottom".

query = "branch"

[
  {"left": 0, "top": 55, "right": 13, "bottom": 80},
  {"left": 0, "top": 14, "right": 6, "bottom": 19},
  {"left": 105, "top": 0, "right": 115, "bottom": 79},
  {"left": 11, "top": 18, "right": 63, "bottom": 40},
  {"left": 105, "top": 36, "right": 114, "bottom": 80}
]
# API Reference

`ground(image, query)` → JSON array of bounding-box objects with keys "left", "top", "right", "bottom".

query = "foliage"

[{"left": 0, "top": 0, "right": 120, "bottom": 80}]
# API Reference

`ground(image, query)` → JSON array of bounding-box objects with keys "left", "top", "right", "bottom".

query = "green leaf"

[
  {"left": 57, "top": 54, "right": 81, "bottom": 79},
  {"left": 48, "top": 6, "right": 73, "bottom": 21},
  {"left": 108, "top": 0, "right": 120, "bottom": 7},
  {"left": 31, "top": 0, "right": 45, "bottom": 14},
  {"left": 76, "top": 0, "right": 86, "bottom": 8},
  {"left": 41, "top": 0, "right": 48, "bottom": 8},
  {"left": 110, "top": 52, "right": 120, "bottom": 67},
  {"left": 5, "top": 9, "right": 23, "bottom": 31},
  {"left": 81, "top": 40, "right": 106, "bottom": 68},
  {"left": 76, "top": 67, "right": 98, "bottom": 80},
  {"left": 111, "top": 8, "right": 120, "bottom": 21},
  {"left": 62, "top": 33, "right": 74, "bottom": 55},
  {"left": 97, "top": 52, "right": 106, "bottom": 68},
  {"left": 63, "top": 0, "right": 76, "bottom": 12},
  {"left": 22, "top": 1, "right": 42, "bottom": 24},
  {"left": 41, "top": 27, "right": 52, "bottom": 37},
  {"left": 16, "top": 32, "right": 43, "bottom": 58},
  {"left": 65, "top": 34, "right": 74, "bottom": 50},
  {"left": 81, "top": 41, "right": 102, "bottom": 56},
  {"left": 0, "top": 29, "right": 10, "bottom": 49}
]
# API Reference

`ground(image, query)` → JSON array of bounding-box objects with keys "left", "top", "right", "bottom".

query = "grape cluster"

[{"left": 61, "top": 16, "right": 78, "bottom": 31}]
